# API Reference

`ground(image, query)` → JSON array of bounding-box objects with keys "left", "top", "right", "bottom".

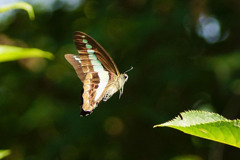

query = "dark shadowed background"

[{"left": 1, "top": 0, "right": 240, "bottom": 159}]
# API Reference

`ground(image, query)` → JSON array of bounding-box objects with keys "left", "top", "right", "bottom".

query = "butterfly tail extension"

[{"left": 80, "top": 108, "right": 92, "bottom": 117}]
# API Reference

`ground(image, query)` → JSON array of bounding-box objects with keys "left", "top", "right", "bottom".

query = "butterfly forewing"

[{"left": 73, "top": 32, "right": 120, "bottom": 75}]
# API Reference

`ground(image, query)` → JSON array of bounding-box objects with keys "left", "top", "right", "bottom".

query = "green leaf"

[
  {"left": 0, "top": 45, "right": 54, "bottom": 62},
  {"left": 0, "top": 1, "right": 35, "bottom": 20},
  {"left": 0, "top": 149, "right": 11, "bottom": 159},
  {"left": 154, "top": 110, "right": 240, "bottom": 148}
]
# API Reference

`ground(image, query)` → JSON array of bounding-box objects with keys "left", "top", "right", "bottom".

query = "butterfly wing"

[
  {"left": 64, "top": 54, "right": 87, "bottom": 82},
  {"left": 73, "top": 31, "right": 120, "bottom": 75},
  {"left": 80, "top": 71, "right": 115, "bottom": 116},
  {"left": 65, "top": 32, "right": 119, "bottom": 116}
]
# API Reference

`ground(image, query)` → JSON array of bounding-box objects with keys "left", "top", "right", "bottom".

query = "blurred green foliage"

[
  {"left": 0, "top": 150, "right": 11, "bottom": 159},
  {"left": 0, "top": 1, "right": 34, "bottom": 20},
  {"left": 1, "top": 0, "right": 240, "bottom": 160},
  {"left": 0, "top": 2, "right": 53, "bottom": 63},
  {"left": 0, "top": 45, "right": 54, "bottom": 62}
]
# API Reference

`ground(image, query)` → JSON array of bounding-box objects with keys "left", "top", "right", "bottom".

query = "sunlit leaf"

[
  {"left": 0, "top": 45, "right": 54, "bottom": 62},
  {"left": 154, "top": 110, "right": 240, "bottom": 148},
  {"left": 0, "top": 1, "right": 35, "bottom": 20},
  {"left": 0, "top": 149, "right": 11, "bottom": 159}
]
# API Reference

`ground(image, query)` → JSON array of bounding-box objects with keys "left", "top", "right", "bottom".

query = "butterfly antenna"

[{"left": 124, "top": 66, "right": 133, "bottom": 73}]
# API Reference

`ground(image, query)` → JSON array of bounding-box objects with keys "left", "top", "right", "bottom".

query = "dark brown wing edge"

[
  {"left": 73, "top": 31, "right": 120, "bottom": 75},
  {"left": 65, "top": 54, "right": 86, "bottom": 82}
]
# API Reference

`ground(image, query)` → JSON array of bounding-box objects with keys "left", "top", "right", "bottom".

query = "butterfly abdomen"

[{"left": 102, "top": 88, "right": 118, "bottom": 101}]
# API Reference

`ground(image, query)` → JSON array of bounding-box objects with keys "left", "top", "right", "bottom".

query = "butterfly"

[{"left": 65, "top": 32, "right": 131, "bottom": 116}]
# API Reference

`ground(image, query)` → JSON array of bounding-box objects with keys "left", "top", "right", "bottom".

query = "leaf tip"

[{"left": 153, "top": 124, "right": 163, "bottom": 128}]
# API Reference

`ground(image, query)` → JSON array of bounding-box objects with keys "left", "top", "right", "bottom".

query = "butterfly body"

[
  {"left": 102, "top": 73, "right": 128, "bottom": 102},
  {"left": 65, "top": 32, "right": 128, "bottom": 116}
]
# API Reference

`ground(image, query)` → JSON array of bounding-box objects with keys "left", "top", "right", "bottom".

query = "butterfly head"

[
  {"left": 123, "top": 73, "right": 128, "bottom": 81},
  {"left": 118, "top": 73, "right": 128, "bottom": 99}
]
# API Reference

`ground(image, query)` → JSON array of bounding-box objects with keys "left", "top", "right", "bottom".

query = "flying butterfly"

[{"left": 65, "top": 32, "right": 131, "bottom": 116}]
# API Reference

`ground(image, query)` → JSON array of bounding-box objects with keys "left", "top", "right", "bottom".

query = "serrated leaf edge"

[{"left": 153, "top": 110, "right": 230, "bottom": 128}]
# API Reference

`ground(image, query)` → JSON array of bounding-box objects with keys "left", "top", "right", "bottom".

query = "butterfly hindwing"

[{"left": 81, "top": 71, "right": 113, "bottom": 116}]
